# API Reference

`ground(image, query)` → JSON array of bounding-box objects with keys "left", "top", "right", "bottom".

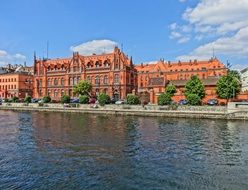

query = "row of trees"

[{"left": 158, "top": 70, "right": 240, "bottom": 106}]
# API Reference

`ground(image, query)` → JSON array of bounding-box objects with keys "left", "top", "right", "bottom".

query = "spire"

[{"left": 34, "top": 51, "right": 37, "bottom": 61}]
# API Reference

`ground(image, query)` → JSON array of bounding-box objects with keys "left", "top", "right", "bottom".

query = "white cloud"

[
  {"left": 0, "top": 50, "right": 8, "bottom": 57},
  {"left": 183, "top": 0, "right": 248, "bottom": 35},
  {"left": 177, "top": 37, "right": 190, "bottom": 44},
  {"left": 0, "top": 49, "right": 26, "bottom": 66},
  {"left": 171, "top": 0, "right": 248, "bottom": 63},
  {"left": 177, "top": 26, "right": 248, "bottom": 61},
  {"left": 179, "top": 0, "right": 187, "bottom": 2},
  {"left": 70, "top": 39, "right": 117, "bottom": 55},
  {"left": 14, "top": 53, "right": 26, "bottom": 60}
]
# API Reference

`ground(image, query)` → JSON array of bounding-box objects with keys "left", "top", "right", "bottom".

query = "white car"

[{"left": 115, "top": 100, "right": 125, "bottom": 105}]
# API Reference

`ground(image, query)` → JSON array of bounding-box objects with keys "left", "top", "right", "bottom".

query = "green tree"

[
  {"left": 97, "top": 93, "right": 110, "bottom": 106},
  {"left": 24, "top": 96, "right": 31, "bottom": 103},
  {"left": 158, "top": 93, "right": 172, "bottom": 105},
  {"left": 43, "top": 95, "right": 51, "bottom": 103},
  {"left": 79, "top": 95, "right": 89, "bottom": 104},
  {"left": 216, "top": 74, "right": 240, "bottom": 102},
  {"left": 186, "top": 94, "right": 201, "bottom": 105},
  {"left": 228, "top": 70, "right": 241, "bottom": 81},
  {"left": 165, "top": 84, "right": 177, "bottom": 96},
  {"left": 126, "top": 94, "right": 140, "bottom": 105},
  {"left": 61, "top": 95, "right": 70, "bottom": 104},
  {"left": 73, "top": 80, "right": 92, "bottom": 96},
  {"left": 12, "top": 96, "right": 19, "bottom": 102},
  {"left": 185, "top": 76, "right": 205, "bottom": 100}
]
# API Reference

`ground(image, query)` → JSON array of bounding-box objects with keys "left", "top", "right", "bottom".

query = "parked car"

[
  {"left": 178, "top": 99, "right": 188, "bottom": 105},
  {"left": 207, "top": 99, "right": 218, "bottom": 106},
  {"left": 88, "top": 98, "right": 96, "bottom": 104},
  {"left": 70, "top": 98, "right": 79, "bottom": 103},
  {"left": 115, "top": 100, "right": 125, "bottom": 105},
  {"left": 110, "top": 98, "right": 116, "bottom": 104},
  {"left": 0, "top": 98, "right": 2, "bottom": 105},
  {"left": 31, "top": 98, "right": 39, "bottom": 103}
]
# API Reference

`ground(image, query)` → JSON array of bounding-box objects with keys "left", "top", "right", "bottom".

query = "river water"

[{"left": 0, "top": 110, "right": 248, "bottom": 190}]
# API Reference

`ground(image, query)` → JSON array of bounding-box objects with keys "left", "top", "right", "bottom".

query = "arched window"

[
  {"left": 70, "top": 77, "right": 73, "bottom": 85},
  {"left": 114, "top": 74, "right": 119, "bottom": 84},
  {"left": 77, "top": 77, "right": 80, "bottom": 83},
  {"left": 104, "top": 60, "right": 109, "bottom": 67},
  {"left": 95, "top": 76, "right": 100, "bottom": 85},
  {"left": 104, "top": 75, "right": 108, "bottom": 84},
  {"left": 73, "top": 77, "right": 77, "bottom": 85},
  {"left": 87, "top": 62, "right": 91, "bottom": 68},
  {"left": 95, "top": 61, "right": 100, "bottom": 68},
  {"left": 61, "top": 78, "right": 64, "bottom": 86},
  {"left": 54, "top": 78, "right": 58, "bottom": 86}
]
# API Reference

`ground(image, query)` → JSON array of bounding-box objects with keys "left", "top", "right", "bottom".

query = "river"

[{"left": 0, "top": 110, "right": 248, "bottom": 189}]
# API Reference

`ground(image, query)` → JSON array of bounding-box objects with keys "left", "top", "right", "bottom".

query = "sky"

[{"left": 0, "top": 0, "right": 248, "bottom": 70}]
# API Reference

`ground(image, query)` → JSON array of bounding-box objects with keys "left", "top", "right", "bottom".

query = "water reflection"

[{"left": 0, "top": 110, "right": 248, "bottom": 189}]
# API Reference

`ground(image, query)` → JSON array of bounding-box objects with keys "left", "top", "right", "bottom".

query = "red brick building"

[
  {"left": 33, "top": 47, "right": 137, "bottom": 100},
  {"left": 135, "top": 58, "right": 227, "bottom": 103}
]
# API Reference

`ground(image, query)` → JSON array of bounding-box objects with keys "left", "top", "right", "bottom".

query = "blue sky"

[{"left": 0, "top": 0, "right": 247, "bottom": 69}]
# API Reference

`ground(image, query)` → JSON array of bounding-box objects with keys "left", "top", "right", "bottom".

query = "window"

[
  {"left": 70, "top": 77, "right": 73, "bottom": 85},
  {"left": 95, "top": 61, "right": 100, "bottom": 68},
  {"left": 95, "top": 76, "right": 100, "bottom": 85},
  {"left": 47, "top": 79, "right": 50, "bottom": 86},
  {"left": 54, "top": 78, "right": 58, "bottom": 86},
  {"left": 114, "top": 74, "right": 119, "bottom": 84},
  {"left": 104, "top": 75, "right": 108, "bottom": 84},
  {"left": 61, "top": 78, "right": 64, "bottom": 86},
  {"left": 73, "top": 77, "right": 77, "bottom": 85}
]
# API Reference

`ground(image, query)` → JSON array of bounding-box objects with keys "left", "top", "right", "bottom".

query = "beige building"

[
  {"left": 0, "top": 72, "right": 33, "bottom": 99},
  {"left": 241, "top": 67, "right": 248, "bottom": 92}
]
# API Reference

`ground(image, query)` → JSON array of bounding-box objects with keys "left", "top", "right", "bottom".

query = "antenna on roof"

[
  {"left": 121, "top": 43, "right": 123, "bottom": 52},
  {"left": 212, "top": 46, "right": 215, "bottom": 58},
  {"left": 47, "top": 41, "right": 49, "bottom": 59}
]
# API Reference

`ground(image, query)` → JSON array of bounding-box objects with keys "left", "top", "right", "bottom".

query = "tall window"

[
  {"left": 95, "top": 61, "right": 99, "bottom": 68},
  {"left": 73, "top": 77, "right": 77, "bottom": 85},
  {"left": 54, "top": 78, "right": 58, "bottom": 86},
  {"left": 114, "top": 74, "right": 119, "bottom": 84},
  {"left": 61, "top": 78, "right": 64, "bottom": 86},
  {"left": 95, "top": 76, "right": 100, "bottom": 85},
  {"left": 70, "top": 77, "right": 73, "bottom": 85},
  {"left": 104, "top": 75, "right": 108, "bottom": 84},
  {"left": 48, "top": 79, "right": 51, "bottom": 86}
]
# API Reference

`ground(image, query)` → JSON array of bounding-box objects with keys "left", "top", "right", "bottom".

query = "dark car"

[
  {"left": 207, "top": 99, "right": 218, "bottom": 106},
  {"left": 178, "top": 99, "right": 188, "bottom": 105},
  {"left": 31, "top": 98, "right": 39, "bottom": 103},
  {"left": 88, "top": 98, "right": 96, "bottom": 104},
  {"left": 110, "top": 98, "right": 116, "bottom": 104},
  {"left": 70, "top": 98, "right": 79, "bottom": 103}
]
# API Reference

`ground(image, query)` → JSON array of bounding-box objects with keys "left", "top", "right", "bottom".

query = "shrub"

[
  {"left": 127, "top": 94, "right": 140, "bottom": 105},
  {"left": 158, "top": 93, "right": 172, "bottom": 105},
  {"left": 61, "top": 95, "right": 70, "bottom": 104},
  {"left": 186, "top": 94, "right": 201, "bottom": 105},
  {"left": 24, "top": 96, "right": 31, "bottom": 103},
  {"left": 12, "top": 96, "right": 19, "bottom": 103},
  {"left": 97, "top": 93, "right": 110, "bottom": 106},
  {"left": 43, "top": 96, "right": 51, "bottom": 103},
  {"left": 79, "top": 95, "right": 89, "bottom": 104},
  {"left": 4, "top": 98, "right": 9, "bottom": 103}
]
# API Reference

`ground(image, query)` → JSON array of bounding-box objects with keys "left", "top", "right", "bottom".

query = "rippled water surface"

[{"left": 0, "top": 110, "right": 248, "bottom": 189}]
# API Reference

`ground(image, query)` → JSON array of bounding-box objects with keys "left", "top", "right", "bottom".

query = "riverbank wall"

[{"left": 0, "top": 103, "right": 247, "bottom": 120}]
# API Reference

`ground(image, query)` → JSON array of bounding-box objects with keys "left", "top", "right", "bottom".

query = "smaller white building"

[{"left": 241, "top": 67, "right": 248, "bottom": 92}]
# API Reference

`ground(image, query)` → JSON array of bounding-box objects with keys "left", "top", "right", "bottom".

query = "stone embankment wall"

[
  {"left": 0, "top": 102, "right": 232, "bottom": 119},
  {"left": 1, "top": 102, "right": 248, "bottom": 120}
]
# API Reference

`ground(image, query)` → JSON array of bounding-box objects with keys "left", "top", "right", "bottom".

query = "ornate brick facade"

[
  {"left": 33, "top": 47, "right": 137, "bottom": 100},
  {"left": 135, "top": 58, "right": 228, "bottom": 103}
]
